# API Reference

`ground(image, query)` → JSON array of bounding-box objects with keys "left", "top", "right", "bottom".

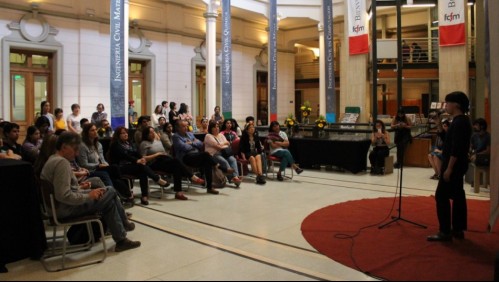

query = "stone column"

[
  {"left": 204, "top": 3, "right": 218, "bottom": 118},
  {"left": 340, "top": 19, "right": 368, "bottom": 122}
]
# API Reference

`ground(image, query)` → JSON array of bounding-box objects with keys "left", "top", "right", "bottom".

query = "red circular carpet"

[{"left": 301, "top": 196, "right": 499, "bottom": 281}]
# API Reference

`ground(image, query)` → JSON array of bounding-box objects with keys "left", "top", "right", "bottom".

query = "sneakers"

[
  {"left": 115, "top": 238, "right": 141, "bottom": 252},
  {"left": 124, "top": 221, "right": 135, "bottom": 232}
]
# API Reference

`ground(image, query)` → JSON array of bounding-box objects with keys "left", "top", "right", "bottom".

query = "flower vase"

[
  {"left": 303, "top": 117, "right": 309, "bottom": 125},
  {"left": 318, "top": 130, "right": 326, "bottom": 138}
]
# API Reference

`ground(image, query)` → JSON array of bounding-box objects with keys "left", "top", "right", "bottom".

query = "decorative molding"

[
  {"left": 194, "top": 40, "right": 222, "bottom": 62},
  {"left": 8, "top": 9, "right": 59, "bottom": 43},
  {"left": 255, "top": 47, "right": 268, "bottom": 67},
  {"left": 128, "top": 21, "right": 153, "bottom": 54}
]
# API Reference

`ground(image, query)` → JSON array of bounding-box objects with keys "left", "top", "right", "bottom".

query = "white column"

[
  {"left": 318, "top": 24, "right": 326, "bottom": 117},
  {"left": 204, "top": 3, "right": 218, "bottom": 117}
]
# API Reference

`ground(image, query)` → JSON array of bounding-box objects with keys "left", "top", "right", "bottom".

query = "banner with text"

[
  {"left": 269, "top": 0, "right": 277, "bottom": 122},
  {"left": 323, "top": 0, "right": 336, "bottom": 122},
  {"left": 348, "top": 0, "right": 369, "bottom": 55},
  {"left": 439, "top": 0, "right": 465, "bottom": 46},
  {"left": 110, "top": 0, "right": 126, "bottom": 128},
  {"left": 222, "top": 0, "right": 232, "bottom": 119}
]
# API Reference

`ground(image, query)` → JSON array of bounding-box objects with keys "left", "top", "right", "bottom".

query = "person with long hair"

[
  {"left": 39, "top": 101, "right": 55, "bottom": 132},
  {"left": 78, "top": 123, "right": 133, "bottom": 203},
  {"left": 178, "top": 103, "right": 194, "bottom": 129},
  {"left": 198, "top": 117, "right": 209, "bottom": 134},
  {"left": 391, "top": 108, "right": 412, "bottom": 168},
  {"left": 368, "top": 120, "right": 391, "bottom": 175},
  {"left": 204, "top": 121, "right": 242, "bottom": 186},
  {"left": 151, "top": 105, "right": 165, "bottom": 129},
  {"left": 109, "top": 126, "right": 169, "bottom": 205},
  {"left": 168, "top": 102, "right": 179, "bottom": 128},
  {"left": 139, "top": 126, "right": 205, "bottom": 200},
  {"left": 266, "top": 121, "right": 303, "bottom": 181},
  {"left": 22, "top": 125, "right": 42, "bottom": 164},
  {"left": 221, "top": 119, "right": 241, "bottom": 142},
  {"left": 159, "top": 122, "right": 174, "bottom": 153},
  {"left": 240, "top": 123, "right": 266, "bottom": 184}
]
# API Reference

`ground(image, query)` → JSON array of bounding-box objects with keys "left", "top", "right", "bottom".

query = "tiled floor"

[{"left": 2, "top": 165, "right": 490, "bottom": 281}]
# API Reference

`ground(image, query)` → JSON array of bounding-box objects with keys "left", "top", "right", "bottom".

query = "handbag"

[{"left": 220, "top": 147, "right": 234, "bottom": 158}]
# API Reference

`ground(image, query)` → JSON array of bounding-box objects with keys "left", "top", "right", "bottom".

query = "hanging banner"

[
  {"left": 110, "top": 0, "right": 126, "bottom": 128},
  {"left": 323, "top": 0, "right": 336, "bottom": 122},
  {"left": 348, "top": 0, "right": 369, "bottom": 55},
  {"left": 222, "top": 0, "right": 232, "bottom": 119},
  {"left": 439, "top": 0, "right": 465, "bottom": 46},
  {"left": 269, "top": 0, "right": 277, "bottom": 122}
]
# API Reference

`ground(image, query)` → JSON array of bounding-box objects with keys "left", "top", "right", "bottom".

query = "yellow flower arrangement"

[
  {"left": 315, "top": 115, "right": 327, "bottom": 130},
  {"left": 284, "top": 114, "right": 297, "bottom": 129},
  {"left": 300, "top": 101, "right": 312, "bottom": 118}
]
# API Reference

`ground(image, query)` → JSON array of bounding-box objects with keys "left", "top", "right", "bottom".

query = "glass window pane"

[
  {"left": 132, "top": 79, "right": 142, "bottom": 117},
  {"left": 10, "top": 53, "right": 27, "bottom": 67},
  {"left": 11, "top": 74, "right": 26, "bottom": 121},
  {"left": 32, "top": 55, "right": 49, "bottom": 68},
  {"left": 34, "top": 76, "right": 48, "bottom": 116}
]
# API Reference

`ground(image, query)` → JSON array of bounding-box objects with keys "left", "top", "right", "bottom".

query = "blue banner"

[
  {"left": 110, "top": 0, "right": 125, "bottom": 129},
  {"left": 222, "top": 0, "right": 232, "bottom": 119},
  {"left": 323, "top": 0, "right": 336, "bottom": 123},
  {"left": 269, "top": 0, "right": 277, "bottom": 122}
]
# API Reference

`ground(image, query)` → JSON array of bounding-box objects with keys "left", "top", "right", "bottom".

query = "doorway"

[
  {"left": 9, "top": 50, "right": 52, "bottom": 139},
  {"left": 256, "top": 71, "right": 268, "bottom": 126}
]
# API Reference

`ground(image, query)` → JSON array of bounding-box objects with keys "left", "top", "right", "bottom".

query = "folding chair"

[{"left": 39, "top": 179, "right": 107, "bottom": 272}]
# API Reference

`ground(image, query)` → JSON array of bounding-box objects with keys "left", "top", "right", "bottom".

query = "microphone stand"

[{"left": 379, "top": 126, "right": 427, "bottom": 230}]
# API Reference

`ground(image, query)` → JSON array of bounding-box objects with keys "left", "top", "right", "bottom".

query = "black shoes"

[
  {"left": 276, "top": 173, "right": 284, "bottom": 181},
  {"left": 295, "top": 167, "right": 304, "bottom": 175},
  {"left": 394, "top": 162, "right": 401, "bottom": 169},
  {"left": 115, "top": 238, "right": 141, "bottom": 252},
  {"left": 140, "top": 197, "right": 149, "bottom": 205},
  {"left": 452, "top": 230, "right": 465, "bottom": 240},
  {"left": 124, "top": 221, "right": 135, "bottom": 232},
  {"left": 427, "top": 232, "right": 453, "bottom": 242},
  {"left": 256, "top": 175, "right": 266, "bottom": 185}
]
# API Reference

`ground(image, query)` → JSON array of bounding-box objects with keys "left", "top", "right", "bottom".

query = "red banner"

[
  {"left": 348, "top": 0, "right": 369, "bottom": 55},
  {"left": 439, "top": 0, "right": 466, "bottom": 46}
]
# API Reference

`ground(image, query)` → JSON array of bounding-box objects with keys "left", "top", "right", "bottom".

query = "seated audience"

[
  {"left": 1, "top": 122, "right": 23, "bottom": 158},
  {"left": 428, "top": 119, "right": 449, "bottom": 180},
  {"left": 156, "top": 116, "right": 167, "bottom": 133},
  {"left": 22, "top": 125, "right": 43, "bottom": 164},
  {"left": 109, "top": 126, "right": 168, "bottom": 205},
  {"left": 54, "top": 108, "right": 67, "bottom": 131},
  {"left": 266, "top": 121, "right": 303, "bottom": 181},
  {"left": 40, "top": 131, "right": 140, "bottom": 252},
  {"left": 240, "top": 123, "right": 266, "bottom": 185},
  {"left": 368, "top": 120, "right": 391, "bottom": 175},
  {"left": 35, "top": 116, "right": 51, "bottom": 140},
  {"left": 38, "top": 101, "right": 55, "bottom": 132},
  {"left": 78, "top": 123, "right": 133, "bottom": 202},
  {"left": 0, "top": 121, "right": 21, "bottom": 160},
  {"left": 80, "top": 118, "right": 90, "bottom": 128},
  {"left": 221, "top": 119, "right": 241, "bottom": 141},
  {"left": 197, "top": 117, "right": 209, "bottom": 134},
  {"left": 98, "top": 119, "right": 113, "bottom": 138},
  {"left": 151, "top": 105, "right": 165, "bottom": 129},
  {"left": 134, "top": 115, "right": 151, "bottom": 147},
  {"left": 204, "top": 121, "right": 242, "bottom": 185},
  {"left": 173, "top": 120, "right": 219, "bottom": 194},
  {"left": 178, "top": 103, "right": 196, "bottom": 132},
  {"left": 139, "top": 126, "right": 205, "bottom": 200},
  {"left": 159, "top": 122, "right": 174, "bottom": 154},
  {"left": 91, "top": 103, "right": 108, "bottom": 128},
  {"left": 470, "top": 118, "right": 491, "bottom": 162}
]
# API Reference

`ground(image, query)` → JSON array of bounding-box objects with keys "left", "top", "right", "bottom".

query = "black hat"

[{"left": 445, "top": 91, "right": 469, "bottom": 113}]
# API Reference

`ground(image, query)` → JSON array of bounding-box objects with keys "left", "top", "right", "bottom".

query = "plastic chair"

[
  {"left": 263, "top": 139, "right": 294, "bottom": 180},
  {"left": 39, "top": 179, "right": 107, "bottom": 272}
]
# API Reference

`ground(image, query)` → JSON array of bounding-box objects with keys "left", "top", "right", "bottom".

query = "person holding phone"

[
  {"left": 391, "top": 108, "right": 412, "bottom": 168},
  {"left": 369, "top": 120, "right": 391, "bottom": 175}
]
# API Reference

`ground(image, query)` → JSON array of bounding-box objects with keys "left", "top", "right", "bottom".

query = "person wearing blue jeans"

[
  {"left": 40, "top": 131, "right": 141, "bottom": 252},
  {"left": 267, "top": 121, "right": 303, "bottom": 181}
]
